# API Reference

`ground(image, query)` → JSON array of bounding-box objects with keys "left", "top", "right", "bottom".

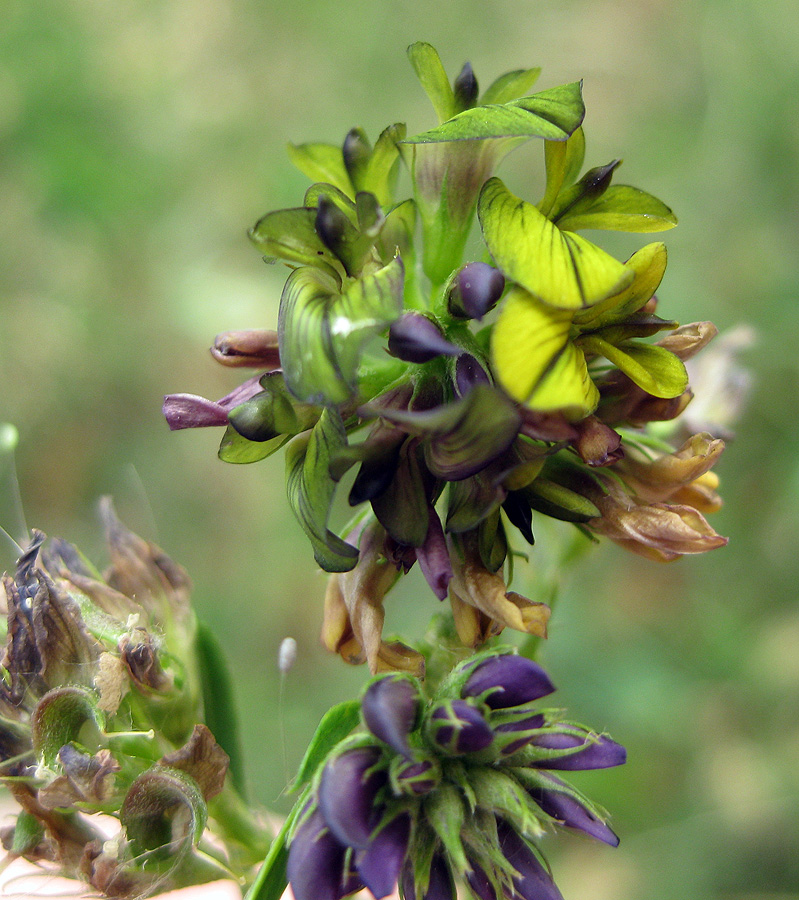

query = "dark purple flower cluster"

[{"left": 287, "top": 650, "right": 625, "bottom": 900}]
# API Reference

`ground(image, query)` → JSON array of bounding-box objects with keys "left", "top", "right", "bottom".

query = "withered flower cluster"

[{"left": 0, "top": 501, "right": 248, "bottom": 897}]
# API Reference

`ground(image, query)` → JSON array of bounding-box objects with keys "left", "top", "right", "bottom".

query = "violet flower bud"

[
  {"left": 497, "top": 819, "right": 563, "bottom": 900},
  {"left": 529, "top": 731, "right": 626, "bottom": 770},
  {"left": 362, "top": 675, "right": 422, "bottom": 759},
  {"left": 527, "top": 775, "right": 619, "bottom": 846},
  {"left": 390, "top": 756, "right": 441, "bottom": 797},
  {"left": 465, "top": 860, "right": 500, "bottom": 900},
  {"left": 388, "top": 313, "right": 460, "bottom": 363},
  {"left": 416, "top": 506, "right": 453, "bottom": 601},
  {"left": 427, "top": 700, "right": 494, "bottom": 755},
  {"left": 493, "top": 713, "right": 546, "bottom": 756},
  {"left": 318, "top": 747, "right": 387, "bottom": 849},
  {"left": 462, "top": 654, "right": 555, "bottom": 709},
  {"left": 355, "top": 812, "right": 411, "bottom": 900},
  {"left": 287, "top": 808, "right": 363, "bottom": 900},
  {"left": 401, "top": 853, "right": 455, "bottom": 900},
  {"left": 447, "top": 262, "right": 505, "bottom": 320},
  {"left": 454, "top": 353, "right": 491, "bottom": 397}
]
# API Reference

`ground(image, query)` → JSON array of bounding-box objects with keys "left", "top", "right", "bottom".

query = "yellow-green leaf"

[
  {"left": 479, "top": 178, "right": 633, "bottom": 310},
  {"left": 407, "top": 42, "right": 455, "bottom": 124}
]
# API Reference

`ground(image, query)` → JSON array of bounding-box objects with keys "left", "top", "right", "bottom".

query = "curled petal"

[{"left": 621, "top": 433, "right": 724, "bottom": 503}]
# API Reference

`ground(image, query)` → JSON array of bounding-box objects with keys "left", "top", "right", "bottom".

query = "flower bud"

[
  {"left": 388, "top": 313, "right": 460, "bottom": 363},
  {"left": 452, "top": 62, "right": 479, "bottom": 112},
  {"left": 526, "top": 774, "right": 619, "bottom": 846},
  {"left": 446, "top": 262, "right": 504, "bottom": 320},
  {"left": 427, "top": 700, "right": 494, "bottom": 755},
  {"left": 210, "top": 329, "right": 280, "bottom": 368},
  {"left": 287, "top": 807, "right": 363, "bottom": 900},
  {"left": 492, "top": 712, "right": 546, "bottom": 756},
  {"left": 362, "top": 675, "right": 422, "bottom": 759},
  {"left": 318, "top": 746, "right": 387, "bottom": 849},
  {"left": 462, "top": 654, "right": 555, "bottom": 709},
  {"left": 496, "top": 819, "right": 563, "bottom": 900},
  {"left": 390, "top": 755, "right": 441, "bottom": 797},
  {"left": 453, "top": 353, "right": 491, "bottom": 397},
  {"left": 528, "top": 730, "right": 626, "bottom": 770},
  {"left": 355, "top": 812, "right": 411, "bottom": 900}
]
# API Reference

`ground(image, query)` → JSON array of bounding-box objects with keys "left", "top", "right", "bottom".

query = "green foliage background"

[{"left": 2, "top": 1, "right": 798, "bottom": 897}]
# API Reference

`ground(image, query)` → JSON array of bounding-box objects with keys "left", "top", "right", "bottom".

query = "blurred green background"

[{"left": 2, "top": 1, "right": 798, "bottom": 897}]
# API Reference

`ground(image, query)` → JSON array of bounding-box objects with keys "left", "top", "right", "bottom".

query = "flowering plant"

[{"left": 2, "top": 42, "right": 728, "bottom": 899}]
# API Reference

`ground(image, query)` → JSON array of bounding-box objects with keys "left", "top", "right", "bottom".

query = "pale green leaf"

[
  {"left": 479, "top": 178, "right": 633, "bottom": 310},
  {"left": 556, "top": 184, "right": 677, "bottom": 233},
  {"left": 285, "top": 412, "right": 359, "bottom": 572},
  {"left": 286, "top": 142, "right": 353, "bottom": 197},
  {"left": 480, "top": 67, "right": 542, "bottom": 105},
  {"left": 579, "top": 335, "right": 688, "bottom": 398},
  {"left": 292, "top": 699, "right": 361, "bottom": 789},
  {"left": 407, "top": 42, "right": 455, "bottom": 123}
]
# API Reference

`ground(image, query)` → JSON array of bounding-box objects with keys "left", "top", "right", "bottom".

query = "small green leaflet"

[{"left": 292, "top": 699, "right": 361, "bottom": 790}]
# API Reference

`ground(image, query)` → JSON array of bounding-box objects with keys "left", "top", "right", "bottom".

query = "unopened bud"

[{"left": 447, "top": 263, "right": 504, "bottom": 320}]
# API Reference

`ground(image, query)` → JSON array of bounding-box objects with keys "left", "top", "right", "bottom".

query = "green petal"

[
  {"left": 405, "top": 82, "right": 584, "bottom": 143},
  {"left": 407, "top": 42, "right": 456, "bottom": 123},
  {"left": 573, "top": 242, "right": 668, "bottom": 328},
  {"left": 219, "top": 425, "right": 290, "bottom": 464},
  {"left": 524, "top": 478, "right": 601, "bottom": 522},
  {"left": 304, "top": 183, "right": 357, "bottom": 223},
  {"left": 285, "top": 411, "right": 359, "bottom": 572},
  {"left": 491, "top": 286, "right": 599, "bottom": 417},
  {"left": 539, "top": 126, "right": 585, "bottom": 216},
  {"left": 549, "top": 159, "right": 621, "bottom": 224},
  {"left": 286, "top": 142, "right": 354, "bottom": 197},
  {"left": 248, "top": 207, "right": 343, "bottom": 280},
  {"left": 556, "top": 184, "right": 678, "bottom": 233},
  {"left": 579, "top": 335, "right": 688, "bottom": 398},
  {"left": 479, "top": 177, "right": 633, "bottom": 310},
  {"left": 480, "top": 67, "right": 541, "bottom": 105},
  {"left": 278, "top": 258, "right": 404, "bottom": 405},
  {"left": 371, "top": 439, "right": 429, "bottom": 546},
  {"left": 361, "top": 123, "right": 407, "bottom": 207}
]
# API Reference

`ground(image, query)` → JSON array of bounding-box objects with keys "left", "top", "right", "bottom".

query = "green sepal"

[
  {"left": 425, "top": 781, "right": 470, "bottom": 875},
  {"left": 377, "top": 199, "right": 417, "bottom": 268},
  {"left": 407, "top": 42, "right": 456, "bottom": 123},
  {"left": 446, "top": 472, "right": 505, "bottom": 533},
  {"left": 578, "top": 335, "right": 689, "bottom": 398},
  {"left": 557, "top": 184, "right": 678, "bottom": 234},
  {"left": 523, "top": 479, "right": 601, "bottom": 523},
  {"left": 291, "top": 699, "right": 361, "bottom": 791},
  {"left": 11, "top": 810, "right": 45, "bottom": 855},
  {"left": 539, "top": 127, "right": 586, "bottom": 217},
  {"left": 248, "top": 207, "right": 343, "bottom": 281},
  {"left": 480, "top": 67, "right": 542, "bottom": 106},
  {"left": 30, "top": 686, "right": 103, "bottom": 768},
  {"left": 287, "top": 142, "right": 354, "bottom": 197},
  {"left": 479, "top": 177, "right": 633, "bottom": 310},
  {"left": 278, "top": 257, "right": 404, "bottom": 405},
  {"left": 285, "top": 410, "right": 359, "bottom": 572},
  {"left": 218, "top": 426, "right": 290, "bottom": 464},
  {"left": 405, "top": 82, "right": 585, "bottom": 144},
  {"left": 468, "top": 767, "right": 545, "bottom": 839},
  {"left": 478, "top": 509, "right": 507, "bottom": 573}
]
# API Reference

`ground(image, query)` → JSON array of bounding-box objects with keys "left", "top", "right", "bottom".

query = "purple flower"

[
  {"left": 416, "top": 507, "right": 453, "bottom": 601},
  {"left": 391, "top": 757, "right": 440, "bottom": 796},
  {"left": 318, "top": 747, "right": 387, "bottom": 849},
  {"left": 428, "top": 700, "right": 494, "bottom": 755},
  {"left": 287, "top": 808, "right": 364, "bottom": 900},
  {"left": 388, "top": 313, "right": 460, "bottom": 363},
  {"left": 401, "top": 853, "right": 455, "bottom": 900},
  {"left": 447, "top": 262, "right": 505, "bottom": 320},
  {"left": 462, "top": 655, "right": 555, "bottom": 708},
  {"left": 355, "top": 812, "right": 411, "bottom": 899},
  {"left": 493, "top": 713, "right": 546, "bottom": 756},
  {"left": 527, "top": 773, "right": 619, "bottom": 846},
  {"left": 497, "top": 819, "right": 563, "bottom": 900},
  {"left": 529, "top": 730, "right": 627, "bottom": 770},
  {"left": 362, "top": 675, "right": 422, "bottom": 759},
  {"left": 162, "top": 374, "right": 263, "bottom": 431}
]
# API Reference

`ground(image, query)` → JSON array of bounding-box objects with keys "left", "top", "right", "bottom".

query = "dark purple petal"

[
  {"left": 462, "top": 655, "right": 555, "bottom": 709},
  {"left": 494, "top": 714, "right": 546, "bottom": 756},
  {"left": 355, "top": 812, "right": 411, "bottom": 899},
  {"left": 392, "top": 757, "right": 440, "bottom": 796},
  {"left": 388, "top": 313, "right": 460, "bottom": 363},
  {"left": 497, "top": 820, "right": 563, "bottom": 900},
  {"left": 162, "top": 394, "right": 229, "bottom": 431},
  {"left": 362, "top": 676, "right": 422, "bottom": 759},
  {"left": 448, "top": 262, "right": 505, "bottom": 320},
  {"left": 429, "top": 700, "right": 494, "bottom": 755},
  {"left": 401, "top": 854, "right": 456, "bottom": 900},
  {"left": 318, "top": 747, "right": 387, "bottom": 849},
  {"left": 528, "top": 777, "right": 619, "bottom": 846},
  {"left": 529, "top": 732, "right": 627, "bottom": 770},
  {"left": 454, "top": 353, "right": 491, "bottom": 397},
  {"left": 288, "top": 808, "right": 363, "bottom": 900},
  {"left": 416, "top": 507, "right": 453, "bottom": 601},
  {"left": 465, "top": 860, "right": 500, "bottom": 900}
]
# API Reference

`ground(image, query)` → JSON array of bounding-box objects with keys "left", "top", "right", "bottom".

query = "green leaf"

[
  {"left": 248, "top": 207, "right": 343, "bottom": 280},
  {"left": 286, "top": 411, "right": 360, "bottom": 572},
  {"left": 244, "top": 815, "right": 289, "bottom": 900},
  {"left": 491, "top": 286, "right": 599, "bottom": 417},
  {"left": 279, "top": 259, "right": 403, "bottom": 405},
  {"left": 292, "top": 699, "right": 361, "bottom": 789},
  {"left": 286, "top": 143, "right": 354, "bottom": 197},
  {"left": 556, "top": 184, "right": 678, "bottom": 233},
  {"left": 195, "top": 620, "right": 247, "bottom": 797},
  {"left": 218, "top": 425, "right": 290, "bottom": 464},
  {"left": 480, "top": 67, "right": 541, "bottom": 105},
  {"left": 405, "top": 82, "right": 584, "bottom": 144},
  {"left": 407, "top": 42, "right": 456, "bottom": 123},
  {"left": 539, "top": 126, "right": 586, "bottom": 216},
  {"left": 11, "top": 810, "right": 45, "bottom": 855},
  {"left": 578, "top": 335, "right": 688, "bottom": 398},
  {"left": 479, "top": 177, "right": 633, "bottom": 310}
]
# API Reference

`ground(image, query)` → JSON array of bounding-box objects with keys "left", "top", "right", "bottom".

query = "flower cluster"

[
  {"left": 288, "top": 650, "right": 625, "bottom": 900},
  {"left": 0, "top": 502, "right": 262, "bottom": 897},
  {"left": 164, "top": 44, "right": 727, "bottom": 674}
]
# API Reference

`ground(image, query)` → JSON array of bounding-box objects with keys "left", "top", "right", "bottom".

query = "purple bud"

[
  {"left": 355, "top": 812, "right": 411, "bottom": 899},
  {"left": 416, "top": 507, "right": 453, "bottom": 601},
  {"left": 529, "top": 731, "right": 626, "bottom": 770},
  {"left": 428, "top": 700, "right": 494, "bottom": 755},
  {"left": 453, "top": 62, "right": 479, "bottom": 111},
  {"left": 401, "top": 854, "right": 455, "bottom": 900},
  {"left": 497, "top": 820, "right": 563, "bottom": 900},
  {"left": 388, "top": 313, "right": 460, "bottom": 363},
  {"left": 465, "top": 860, "right": 500, "bottom": 900},
  {"left": 362, "top": 676, "right": 422, "bottom": 759},
  {"left": 162, "top": 374, "right": 264, "bottom": 431},
  {"left": 287, "top": 808, "right": 364, "bottom": 900},
  {"left": 447, "top": 263, "right": 505, "bottom": 320},
  {"left": 318, "top": 747, "right": 387, "bottom": 849},
  {"left": 454, "top": 353, "right": 491, "bottom": 397},
  {"left": 391, "top": 757, "right": 441, "bottom": 797},
  {"left": 462, "top": 655, "right": 555, "bottom": 709},
  {"left": 527, "top": 776, "right": 619, "bottom": 846},
  {"left": 494, "top": 713, "right": 546, "bottom": 756}
]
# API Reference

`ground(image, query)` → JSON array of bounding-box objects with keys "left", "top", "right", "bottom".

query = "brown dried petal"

[
  {"left": 657, "top": 321, "right": 718, "bottom": 361},
  {"left": 120, "top": 631, "right": 172, "bottom": 693},
  {"left": 94, "top": 651, "right": 130, "bottom": 714},
  {"left": 211, "top": 329, "right": 281, "bottom": 368},
  {"left": 159, "top": 723, "right": 229, "bottom": 801},
  {"left": 623, "top": 433, "right": 724, "bottom": 503},
  {"left": 573, "top": 416, "right": 624, "bottom": 467}
]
